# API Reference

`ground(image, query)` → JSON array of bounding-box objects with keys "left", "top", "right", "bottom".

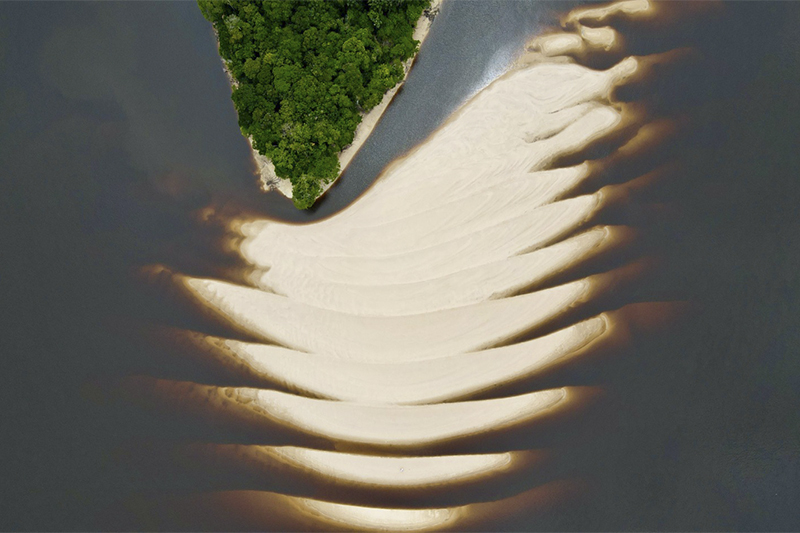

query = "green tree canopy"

[{"left": 199, "top": 0, "right": 429, "bottom": 209}]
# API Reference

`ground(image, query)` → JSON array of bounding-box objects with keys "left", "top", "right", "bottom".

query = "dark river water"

[{"left": 1, "top": 1, "right": 800, "bottom": 530}]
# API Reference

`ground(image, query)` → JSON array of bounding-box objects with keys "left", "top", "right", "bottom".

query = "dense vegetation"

[{"left": 198, "top": 0, "right": 430, "bottom": 208}]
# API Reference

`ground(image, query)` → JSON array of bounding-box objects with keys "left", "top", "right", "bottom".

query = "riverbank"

[{"left": 254, "top": 0, "right": 443, "bottom": 202}]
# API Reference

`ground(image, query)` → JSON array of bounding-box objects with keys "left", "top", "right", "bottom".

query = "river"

[{"left": 1, "top": 1, "right": 800, "bottom": 530}]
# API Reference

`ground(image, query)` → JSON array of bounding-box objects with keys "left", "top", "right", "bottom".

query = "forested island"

[{"left": 199, "top": 0, "right": 431, "bottom": 209}]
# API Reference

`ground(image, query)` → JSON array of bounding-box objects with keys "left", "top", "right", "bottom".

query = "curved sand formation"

[
  {"left": 268, "top": 446, "right": 516, "bottom": 488},
  {"left": 179, "top": 315, "right": 606, "bottom": 404},
  {"left": 137, "top": 378, "right": 573, "bottom": 449},
  {"left": 245, "top": 227, "right": 627, "bottom": 317},
  {"left": 126, "top": 1, "right": 709, "bottom": 529}
]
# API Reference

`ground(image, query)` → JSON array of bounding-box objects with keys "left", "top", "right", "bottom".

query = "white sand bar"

[
  {"left": 297, "top": 498, "right": 459, "bottom": 532},
  {"left": 248, "top": 228, "right": 609, "bottom": 316},
  {"left": 216, "top": 315, "right": 606, "bottom": 404},
  {"left": 184, "top": 276, "right": 589, "bottom": 362},
  {"left": 238, "top": 58, "right": 637, "bottom": 264},
  {"left": 270, "top": 446, "right": 514, "bottom": 488},
  {"left": 159, "top": 2, "right": 681, "bottom": 528},
  {"left": 238, "top": 56, "right": 637, "bottom": 256},
  {"left": 241, "top": 195, "right": 599, "bottom": 289},
  {"left": 249, "top": 388, "right": 566, "bottom": 446}
]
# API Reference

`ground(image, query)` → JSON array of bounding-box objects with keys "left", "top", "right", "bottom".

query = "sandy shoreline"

[{"left": 254, "top": 0, "right": 444, "bottom": 201}]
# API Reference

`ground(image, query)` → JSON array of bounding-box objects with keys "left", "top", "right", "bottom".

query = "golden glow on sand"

[
  {"left": 297, "top": 499, "right": 459, "bottom": 532},
  {"left": 271, "top": 447, "right": 514, "bottom": 487},
  {"left": 250, "top": 387, "right": 566, "bottom": 446},
  {"left": 184, "top": 276, "right": 591, "bottom": 362}
]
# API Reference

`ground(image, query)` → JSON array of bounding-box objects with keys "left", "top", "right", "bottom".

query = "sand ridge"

[{"left": 132, "top": 0, "right": 706, "bottom": 528}]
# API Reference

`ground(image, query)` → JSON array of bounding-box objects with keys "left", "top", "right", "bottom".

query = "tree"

[{"left": 199, "top": 0, "right": 430, "bottom": 208}]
